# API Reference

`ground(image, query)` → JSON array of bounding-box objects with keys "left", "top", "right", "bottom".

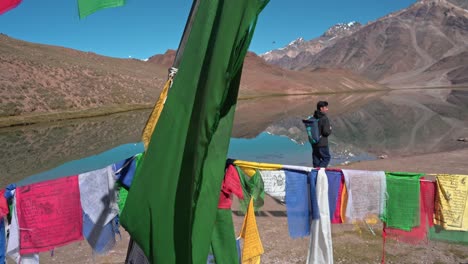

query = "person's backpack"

[{"left": 302, "top": 117, "right": 320, "bottom": 145}]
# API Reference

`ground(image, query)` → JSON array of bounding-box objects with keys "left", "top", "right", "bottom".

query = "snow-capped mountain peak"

[
  {"left": 288, "top": 37, "right": 305, "bottom": 46},
  {"left": 260, "top": 21, "right": 362, "bottom": 65},
  {"left": 322, "top": 21, "right": 362, "bottom": 38}
]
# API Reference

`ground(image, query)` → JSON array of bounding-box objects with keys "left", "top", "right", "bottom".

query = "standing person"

[{"left": 312, "top": 101, "right": 332, "bottom": 167}]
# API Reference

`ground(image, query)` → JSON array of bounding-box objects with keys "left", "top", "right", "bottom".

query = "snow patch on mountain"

[{"left": 260, "top": 21, "right": 362, "bottom": 65}]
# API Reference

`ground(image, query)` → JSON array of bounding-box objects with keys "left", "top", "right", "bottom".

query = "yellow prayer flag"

[
  {"left": 239, "top": 167, "right": 257, "bottom": 177},
  {"left": 239, "top": 198, "right": 264, "bottom": 263},
  {"left": 340, "top": 183, "right": 348, "bottom": 223},
  {"left": 233, "top": 160, "right": 282, "bottom": 172},
  {"left": 435, "top": 174, "right": 468, "bottom": 231},
  {"left": 141, "top": 78, "right": 172, "bottom": 149}
]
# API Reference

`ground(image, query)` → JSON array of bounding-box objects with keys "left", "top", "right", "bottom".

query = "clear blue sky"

[{"left": 0, "top": 0, "right": 416, "bottom": 59}]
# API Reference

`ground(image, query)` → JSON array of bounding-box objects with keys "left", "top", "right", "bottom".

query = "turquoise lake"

[
  {"left": 17, "top": 133, "right": 313, "bottom": 186},
  {"left": 16, "top": 131, "right": 376, "bottom": 187},
  {"left": 4, "top": 89, "right": 466, "bottom": 187}
]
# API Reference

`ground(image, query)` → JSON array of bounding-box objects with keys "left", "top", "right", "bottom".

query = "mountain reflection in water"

[
  {"left": 1, "top": 88, "right": 467, "bottom": 186},
  {"left": 0, "top": 110, "right": 149, "bottom": 186}
]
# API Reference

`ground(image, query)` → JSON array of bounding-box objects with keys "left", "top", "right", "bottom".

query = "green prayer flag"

[
  {"left": 211, "top": 209, "right": 239, "bottom": 263},
  {"left": 429, "top": 225, "right": 468, "bottom": 245},
  {"left": 120, "top": 0, "right": 269, "bottom": 263},
  {"left": 382, "top": 172, "right": 424, "bottom": 231},
  {"left": 236, "top": 167, "right": 265, "bottom": 212},
  {"left": 118, "top": 187, "right": 128, "bottom": 213},
  {"left": 78, "top": 0, "right": 125, "bottom": 19}
]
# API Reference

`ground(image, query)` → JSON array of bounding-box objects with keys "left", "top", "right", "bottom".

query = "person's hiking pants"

[{"left": 312, "top": 145, "right": 330, "bottom": 168}]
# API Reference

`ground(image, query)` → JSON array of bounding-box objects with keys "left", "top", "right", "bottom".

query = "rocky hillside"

[
  {"left": 239, "top": 52, "right": 386, "bottom": 97},
  {"left": 448, "top": 0, "right": 468, "bottom": 9},
  {"left": 262, "top": 0, "right": 468, "bottom": 88},
  {"left": 0, "top": 35, "right": 385, "bottom": 123},
  {"left": 260, "top": 22, "right": 362, "bottom": 68},
  {"left": 0, "top": 34, "right": 167, "bottom": 117},
  {"left": 149, "top": 50, "right": 386, "bottom": 97}
]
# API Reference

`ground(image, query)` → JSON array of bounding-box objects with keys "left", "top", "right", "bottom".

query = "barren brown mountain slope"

[
  {"left": 448, "top": 0, "right": 468, "bottom": 9},
  {"left": 260, "top": 22, "right": 363, "bottom": 68},
  {"left": 266, "top": 0, "right": 468, "bottom": 88},
  {"left": 306, "top": 0, "right": 468, "bottom": 87},
  {"left": 148, "top": 50, "right": 387, "bottom": 98},
  {"left": 0, "top": 34, "right": 167, "bottom": 120},
  {"left": 240, "top": 53, "right": 387, "bottom": 97},
  {"left": 0, "top": 36, "right": 385, "bottom": 126},
  {"left": 147, "top": 49, "right": 176, "bottom": 67}
]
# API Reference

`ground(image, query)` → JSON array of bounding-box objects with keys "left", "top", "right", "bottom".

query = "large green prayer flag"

[
  {"left": 382, "top": 172, "right": 424, "bottom": 231},
  {"left": 211, "top": 209, "right": 239, "bottom": 263},
  {"left": 120, "top": 0, "right": 269, "bottom": 263},
  {"left": 78, "top": 0, "right": 125, "bottom": 19}
]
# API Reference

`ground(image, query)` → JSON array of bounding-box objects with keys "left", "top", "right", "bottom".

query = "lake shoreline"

[
  {"left": 2, "top": 87, "right": 467, "bottom": 184},
  {"left": 2, "top": 86, "right": 466, "bottom": 129},
  {"left": 0, "top": 89, "right": 388, "bottom": 128},
  {"left": 339, "top": 147, "right": 468, "bottom": 175},
  {"left": 0, "top": 104, "right": 153, "bottom": 128}
]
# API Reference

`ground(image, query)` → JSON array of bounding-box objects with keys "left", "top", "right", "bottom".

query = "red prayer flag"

[
  {"left": 0, "top": 0, "right": 22, "bottom": 15},
  {"left": 384, "top": 180, "right": 436, "bottom": 244},
  {"left": 0, "top": 190, "right": 8, "bottom": 218},
  {"left": 16, "top": 176, "right": 83, "bottom": 254},
  {"left": 218, "top": 164, "right": 244, "bottom": 209},
  {"left": 331, "top": 176, "right": 344, "bottom": 224}
]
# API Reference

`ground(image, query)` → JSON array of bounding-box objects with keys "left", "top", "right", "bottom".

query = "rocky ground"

[{"left": 13, "top": 148, "right": 467, "bottom": 264}]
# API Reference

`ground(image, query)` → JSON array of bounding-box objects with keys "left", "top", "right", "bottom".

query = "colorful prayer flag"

[
  {"left": 0, "top": 218, "right": 5, "bottom": 264},
  {"left": 237, "top": 166, "right": 265, "bottom": 212},
  {"left": 308, "top": 169, "right": 333, "bottom": 264},
  {"left": 383, "top": 172, "right": 424, "bottom": 231},
  {"left": 384, "top": 180, "right": 436, "bottom": 244},
  {"left": 259, "top": 170, "right": 286, "bottom": 202},
  {"left": 16, "top": 176, "right": 83, "bottom": 254},
  {"left": 120, "top": 0, "right": 270, "bottom": 263},
  {"left": 285, "top": 170, "right": 311, "bottom": 238},
  {"left": 79, "top": 166, "right": 119, "bottom": 226},
  {"left": 77, "top": 0, "right": 125, "bottom": 19},
  {"left": 342, "top": 169, "right": 386, "bottom": 223},
  {"left": 239, "top": 198, "right": 264, "bottom": 264},
  {"left": 435, "top": 174, "right": 468, "bottom": 231},
  {"left": 233, "top": 160, "right": 282, "bottom": 171},
  {"left": 331, "top": 175, "right": 344, "bottom": 224},
  {"left": 325, "top": 170, "right": 343, "bottom": 221},
  {"left": 141, "top": 78, "right": 172, "bottom": 149},
  {"left": 0, "top": 190, "right": 9, "bottom": 219},
  {"left": 211, "top": 209, "right": 239, "bottom": 264},
  {"left": 0, "top": 0, "right": 22, "bottom": 15},
  {"left": 218, "top": 164, "right": 243, "bottom": 209}
]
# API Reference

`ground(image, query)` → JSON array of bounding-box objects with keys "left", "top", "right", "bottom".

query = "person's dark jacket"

[{"left": 313, "top": 110, "right": 332, "bottom": 147}]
